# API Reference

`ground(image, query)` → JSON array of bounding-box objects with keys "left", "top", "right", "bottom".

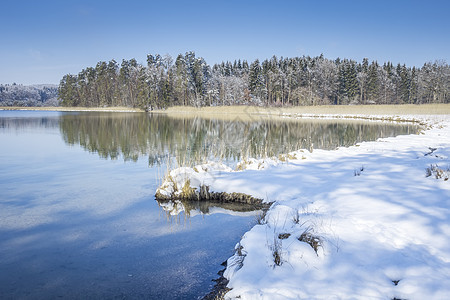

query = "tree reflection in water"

[{"left": 58, "top": 112, "right": 419, "bottom": 168}]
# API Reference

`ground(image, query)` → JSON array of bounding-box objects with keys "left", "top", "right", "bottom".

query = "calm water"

[{"left": 0, "top": 111, "right": 418, "bottom": 299}]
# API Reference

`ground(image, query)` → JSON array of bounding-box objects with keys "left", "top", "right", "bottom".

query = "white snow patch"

[
  {"left": 156, "top": 162, "right": 233, "bottom": 198},
  {"left": 156, "top": 114, "right": 450, "bottom": 299},
  {"left": 219, "top": 115, "right": 450, "bottom": 299}
]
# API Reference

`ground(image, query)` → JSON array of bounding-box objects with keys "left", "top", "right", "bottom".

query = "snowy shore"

[{"left": 157, "top": 114, "right": 450, "bottom": 299}]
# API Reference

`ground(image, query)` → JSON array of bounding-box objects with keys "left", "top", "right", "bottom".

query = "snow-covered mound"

[
  {"left": 156, "top": 153, "right": 314, "bottom": 201},
  {"left": 155, "top": 162, "right": 233, "bottom": 200}
]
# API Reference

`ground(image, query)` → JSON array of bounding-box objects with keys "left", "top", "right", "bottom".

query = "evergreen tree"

[
  {"left": 397, "top": 64, "right": 411, "bottom": 103},
  {"left": 366, "top": 62, "right": 380, "bottom": 103},
  {"left": 338, "top": 60, "right": 358, "bottom": 104},
  {"left": 410, "top": 67, "right": 418, "bottom": 104},
  {"left": 248, "top": 59, "right": 265, "bottom": 102},
  {"left": 59, "top": 74, "right": 79, "bottom": 106},
  {"left": 358, "top": 58, "right": 369, "bottom": 103}
]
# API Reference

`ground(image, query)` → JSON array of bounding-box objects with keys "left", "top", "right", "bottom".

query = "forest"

[
  {"left": 0, "top": 83, "right": 59, "bottom": 107},
  {"left": 58, "top": 52, "right": 449, "bottom": 110}
]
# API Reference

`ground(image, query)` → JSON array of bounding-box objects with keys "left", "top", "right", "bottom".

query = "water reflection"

[
  {"left": 0, "top": 111, "right": 260, "bottom": 299},
  {"left": 0, "top": 111, "right": 419, "bottom": 167},
  {"left": 57, "top": 112, "right": 419, "bottom": 167},
  {"left": 157, "top": 198, "right": 266, "bottom": 220},
  {"left": 0, "top": 110, "right": 60, "bottom": 131}
]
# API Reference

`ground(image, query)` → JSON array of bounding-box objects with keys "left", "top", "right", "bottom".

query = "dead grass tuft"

[
  {"left": 278, "top": 233, "right": 291, "bottom": 240},
  {"left": 354, "top": 165, "right": 365, "bottom": 176},
  {"left": 278, "top": 153, "right": 298, "bottom": 162},
  {"left": 425, "top": 164, "right": 449, "bottom": 180},
  {"left": 180, "top": 179, "right": 196, "bottom": 198},
  {"left": 271, "top": 236, "right": 283, "bottom": 267},
  {"left": 299, "top": 230, "right": 323, "bottom": 255}
]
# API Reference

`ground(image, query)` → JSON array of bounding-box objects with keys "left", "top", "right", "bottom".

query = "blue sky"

[{"left": 1, "top": 0, "right": 449, "bottom": 85}]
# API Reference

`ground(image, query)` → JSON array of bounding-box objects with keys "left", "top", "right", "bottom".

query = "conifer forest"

[{"left": 58, "top": 52, "right": 449, "bottom": 110}]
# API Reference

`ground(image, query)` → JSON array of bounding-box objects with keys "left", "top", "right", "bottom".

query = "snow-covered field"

[{"left": 157, "top": 114, "right": 450, "bottom": 299}]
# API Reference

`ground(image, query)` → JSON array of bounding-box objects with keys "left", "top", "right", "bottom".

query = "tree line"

[
  {"left": 58, "top": 52, "right": 449, "bottom": 109},
  {"left": 0, "top": 83, "right": 59, "bottom": 107}
]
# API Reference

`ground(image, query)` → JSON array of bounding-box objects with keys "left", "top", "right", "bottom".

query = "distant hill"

[{"left": 0, "top": 83, "right": 60, "bottom": 107}]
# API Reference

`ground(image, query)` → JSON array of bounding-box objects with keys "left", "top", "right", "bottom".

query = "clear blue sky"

[{"left": 1, "top": 0, "right": 449, "bottom": 85}]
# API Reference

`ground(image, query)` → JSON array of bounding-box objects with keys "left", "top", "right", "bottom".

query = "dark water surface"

[{"left": 0, "top": 111, "right": 418, "bottom": 299}]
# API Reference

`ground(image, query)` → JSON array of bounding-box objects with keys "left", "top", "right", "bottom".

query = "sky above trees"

[{"left": 1, "top": 0, "right": 449, "bottom": 85}]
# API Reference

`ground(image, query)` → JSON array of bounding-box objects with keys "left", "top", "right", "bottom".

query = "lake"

[{"left": 0, "top": 110, "right": 419, "bottom": 299}]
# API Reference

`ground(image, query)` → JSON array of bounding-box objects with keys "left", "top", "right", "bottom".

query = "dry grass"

[
  {"left": 298, "top": 231, "right": 323, "bottom": 255},
  {"left": 5, "top": 104, "right": 447, "bottom": 117},
  {"left": 157, "top": 104, "right": 450, "bottom": 119},
  {"left": 271, "top": 236, "right": 283, "bottom": 267},
  {"left": 425, "top": 164, "right": 449, "bottom": 180},
  {"left": 255, "top": 211, "right": 267, "bottom": 225}
]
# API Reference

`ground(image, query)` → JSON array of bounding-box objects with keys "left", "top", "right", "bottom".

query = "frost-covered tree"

[
  {"left": 56, "top": 52, "right": 449, "bottom": 108},
  {"left": 0, "top": 84, "right": 59, "bottom": 106},
  {"left": 248, "top": 59, "right": 265, "bottom": 103}
]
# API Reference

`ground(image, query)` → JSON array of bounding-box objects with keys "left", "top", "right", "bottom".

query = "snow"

[
  {"left": 157, "top": 114, "right": 450, "bottom": 299},
  {"left": 156, "top": 162, "right": 233, "bottom": 198}
]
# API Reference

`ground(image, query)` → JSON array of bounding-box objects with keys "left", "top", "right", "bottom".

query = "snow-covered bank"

[{"left": 157, "top": 114, "right": 450, "bottom": 299}]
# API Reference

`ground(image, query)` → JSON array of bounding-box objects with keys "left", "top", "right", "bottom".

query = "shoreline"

[
  {"left": 156, "top": 112, "right": 450, "bottom": 299},
  {"left": 1, "top": 103, "right": 449, "bottom": 116}
]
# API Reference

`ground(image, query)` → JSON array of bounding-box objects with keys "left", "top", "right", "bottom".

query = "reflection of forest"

[
  {"left": 58, "top": 112, "right": 419, "bottom": 166},
  {"left": 0, "top": 114, "right": 60, "bottom": 131}
]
